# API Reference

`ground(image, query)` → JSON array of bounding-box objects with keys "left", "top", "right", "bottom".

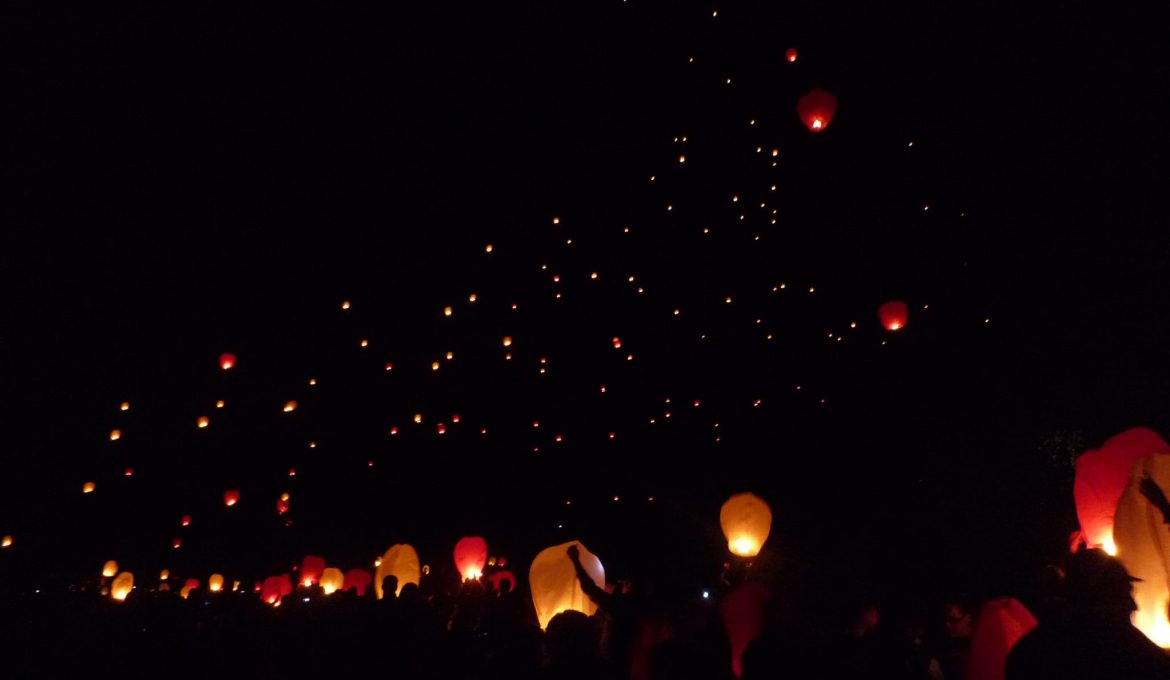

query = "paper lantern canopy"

[
  {"left": 110, "top": 572, "right": 134, "bottom": 601},
  {"left": 208, "top": 574, "right": 225, "bottom": 592},
  {"left": 964, "top": 597, "right": 1037, "bottom": 680},
  {"left": 224, "top": 490, "right": 240, "bottom": 507},
  {"left": 375, "top": 544, "right": 421, "bottom": 599},
  {"left": 785, "top": 48, "right": 797, "bottom": 63},
  {"left": 261, "top": 574, "right": 293, "bottom": 605},
  {"left": 320, "top": 567, "right": 345, "bottom": 595},
  {"left": 529, "top": 540, "right": 605, "bottom": 630},
  {"left": 102, "top": 560, "right": 119, "bottom": 578},
  {"left": 720, "top": 493, "right": 773, "bottom": 557},
  {"left": 878, "top": 301, "right": 909, "bottom": 332},
  {"left": 454, "top": 536, "right": 488, "bottom": 581},
  {"left": 343, "top": 569, "right": 372, "bottom": 596},
  {"left": 219, "top": 353, "right": 236, "bottom": 370},
  {"left": 300, "top": 555, "right": 326, "bottom": 587},
  {"left": 796, "top": 88, "right": 837, "bottom": 132},
  {"left": 1075, "top": 427, "right": 1170, "bottom": 554},
  {"left": 1114, "top": 452, "right": 1170, "bottom": 647},
  {"left": 180, "top": 578, "right": 200, "bottom": 599}
]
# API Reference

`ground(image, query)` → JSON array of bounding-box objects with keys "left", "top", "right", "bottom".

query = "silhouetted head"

[
  {"left": 380, "top": 575, "right": 398, "bottom": 599},
  {"left": 942, "top": 600, "right": 975, "bottom": 639},
  {"left": 545, "top": 610, "right": 599, "bottom": 665},
  {"left": 1065, "top": 549, "right": 1139, "bottom": 622}
]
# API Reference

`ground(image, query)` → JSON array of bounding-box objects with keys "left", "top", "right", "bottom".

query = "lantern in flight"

[
  {"left": 529, "top": 540, "right": 605, "bottom": 630},
  {"left": 109, "top": 429, "right": 121, "bottom": 441},
  {"left": 785, "top": 48, "right": 797, "bottom": 63},
  {"left": 1, "top": 535, "right": 12, "bottom": 548},
  {"left": 276, "top": 494, "right": 290, "bottom": 515},
  {"left": 261, "top": 574, "right": 293, "bottom": 605},
  {"left": 320, "top": 568, "right": 345, "bottom": 595},
  {"left": 180, "top": 578, "right": 199, "bottom": 599},
  {"left": 1113, "top": 452, "right": 1170, "bottom": 646},
  {"left": 878, "top": 301, "right": 909, "bottom": 332},
  {"left": 1075, "top": 427, "right": 1169, "bottom": 554},
  {"left": 283, "top": 400, "right": 297, "bottom": 413},
  {"left": 720, "top": 492, "right": 772, "bottom": 557},
  {"left": 964, "top": 598, "right": 1037, "bottom": 680},
  {"left": 219, "top": 353, "right": 236, "bottom": 370},
  {"left": 300, "top": 555, "right": 326, "bottom": 587},
  {"left": 208, "top": 573, "right": 224, "bottom": 592},
  {"left": 343, "top": 569, "right": 372, "bottom": 596},
  {"left": 224, "top": 490, "right": 240, "bottom": 507},
  {"left": 454, "top": 536, "right": 488, "bottom": 581},
  {"left": 375, "top": 544, "right": 421, "bottom": 599},
  {"left": 796, "top": 88, "right": 837, "bottom": 132},
  {"left": 181, "top": 515, "right": 191, "bottom": 527},
  {"left": 83, "top": 481, "right": 96, "bottom": 494},
  {"left": 110, "top": 572, "right": 134, "bottom": 601},
  {"left": 197, "top": 416, "right": 210, "bottom": 429},
  {"left": 102, "top": 560, "right": 119, "bottom": 578}
]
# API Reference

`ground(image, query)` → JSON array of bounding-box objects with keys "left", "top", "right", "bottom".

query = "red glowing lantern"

[
  {"left": 300, "top": 555, "right": 326, "bottom": 587},
  {"left": 964, "top": 598, "right": 1037, "bottom": 680},
  {"left": 261, "top": 574, "right": 293, "bottom": 605},
  {"left": 785, "top": 48, "right": 797, "bottom": 63},
  {"left": 341, "top": 568, "right": 372, "bottom": 596},
  {"left": 276, "top": 494, "right": 290, "bottom": 515},
  {"left": 796, "top": 88, "right": 837, "bottom": 132},
  {"left": 224, "top": 490, "right": 240, "bottom": 507},
  {"left": 878, "top": 301, "right": 909, "bottom": 331},
  {"left": 1074, "top": 427, "right": 1170, "bottom": 555},
  {"left": 171, "top": 538, "right": 182, "bottom": 549},
  {"left": 219, "top": 353, "right": 236, "bottom": 370},
  {"left": 454, "top": 536, "right": 488, "bottom": 581},
  {"left": 181, "top": 514, "right": 191, "bottom": 527}
]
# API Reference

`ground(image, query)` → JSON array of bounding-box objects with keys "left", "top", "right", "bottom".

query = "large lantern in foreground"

[
  {"left": 343, "top": 569, "right": 372, "bottom": 596},
  {"left": 375, "top": 544, "right": 420, "bottom": 599},
  {"left": 529, "top": 540, "right": 605, "bottom": 630},
  {"left": 111, "top": 572, "right": 134, "bottom": 601},
  {"left": 208, "top": 574, "right": 224, "bottom": 592},
  {"left": 1114, "top": 452, "right": 1170, "bottom": 647},
  {"left": 796, "top": 88, "right": 837, "bottom": 132},
  {"left": 720, "top": 493, "right": 772, "bottom": 557},
  {"left": 102, "top": 560, "right": 119, "bottom": 578},
  {"left": 1075, "top": 427, "right": 1169, "bottom": 554},
  {"left": 964, "top": 598, "right": 1037, "bottom": 680},
  {"left": 320, "top": 568, "right": 345, "bottom": 595},
  {"left": 454, "top": 536, "right": 488, "bottom": 581},
  {"left": 878, "top": 301, "right": 909, "bottom": 332}
]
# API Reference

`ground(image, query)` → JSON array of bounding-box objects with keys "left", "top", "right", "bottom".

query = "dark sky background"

[{"left": 3, "top": 1, "right": 1170, "bottom": 602}]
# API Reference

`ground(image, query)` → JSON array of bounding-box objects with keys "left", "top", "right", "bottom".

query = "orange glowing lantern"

[
  {"left": 1075, "top": 427, "right": 1169, "bottom": 554},
  {"left": 785, "top": 48, "right": 797, "bottom": 63},
  {"left": 343, "top": 569, "right": 372, "bottom": 596},
  {"left": 1, "top": 535, "right": 12, "bottom": 548},
  {"left": 300, "top": 555, "right": 326, "bottom": 586},
  {"left": 320, "top": 568, "right": 344, "bottom": 595},
  {"left": 796, "top": 88, "right": 837, "bottom": 132},
  {"left": 180, "top": 578, "right": 199, "bottom": 599},
  {"left": 224, "top": 489, "right": 240, "bottom": 507},
  {"left": 720, "top": 492, "right": 772, "bottom": 557},
  {"left": 159, "top": 569, "right": 169, "bottom": 581},
  {"left": 219, "top": 353, "right": 236, "bottom": 370},
  {"left": 1113, "top": 452, "right": 1170, "bottom": 647},
  {"left": 529, "top": 540, "right": 605, "bottom": 630},
  {"left": 111, "top": 572, "right": 134, "bottom": 601},
  {"left": 964, "top": 598, "right": 1037, "bottom": 680},
  {"left": 102, "top": 560, "right": 119, "bottom": 578},
  {"left": 197, "top": 416, "right": 210, "bottom": 429},
  {"left": 283, "top": 400, "right": 297, "bottom": 413},
  {"left": 878, "top": 301, "right": 909, "bottom": 331},
  {"left": 208, "top": 573, "right": 224, "bottom": 592},
  {"left": 454, "top": 536, "right": 488, "bottom": 581},
  {"left": 109, "top": 429, "right": 121, "bottom": 441},
  {"left": 503, "top": 336, "right": 513, "bottom": 347},
  {"left": 119, "top": 401, "right": 130, "bottom": 411},
  {"left": 83, "top": 482, "right": 96, "bottom": 494},
  {"left": 375, "top": 544, "right": 420, "bottom": 599}
]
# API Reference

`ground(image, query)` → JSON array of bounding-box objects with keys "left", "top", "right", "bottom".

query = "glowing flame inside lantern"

[
  {"left": 111, "top": 572, "right": 134, "bottom": 601},
  {"left": 1103, "top": 536, "right": 1118, "bottom": 556},
  {"left": 102, "top": 560, "right": 119, "bottom": 578}
]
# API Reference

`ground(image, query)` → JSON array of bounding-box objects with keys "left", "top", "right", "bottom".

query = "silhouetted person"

[
  {"left": 569, "top": 543, "right": 639, "bottom": 674},
  {"left": 1006, "top": 549, "right": 1170, "bottom": 680},
  {"left": 938, "top": 598, "right": 975, "bottom": 680},
  {"left": 541, "top": 610, "right": 616, "bottom": 680}
]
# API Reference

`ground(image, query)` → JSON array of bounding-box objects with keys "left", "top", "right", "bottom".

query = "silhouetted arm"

[{"left": 567, "top": 544, "right": 612, "bottom": 612}]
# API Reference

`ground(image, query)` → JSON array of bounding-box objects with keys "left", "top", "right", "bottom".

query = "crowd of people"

[{"left": 2, "top": 547, "right": 1170, "bottom": 679}]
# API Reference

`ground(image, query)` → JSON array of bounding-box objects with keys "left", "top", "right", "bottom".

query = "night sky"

[{"left": 4, "top": 1, "right": 1170, "bottom": 599}]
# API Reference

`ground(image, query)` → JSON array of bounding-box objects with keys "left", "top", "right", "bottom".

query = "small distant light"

[
  {"left": 341, "top": 300, "right": 351, "bottom": 310},
  {"left": 360, "top": 339, "right": 369, "bottom": 348},
  {"left": 119, "top": 402, "right": 130, "bottom": 411},
  {"left": 485, "top": 244, "right": 493, "bottom": 253},
  {"left": 702, "top": 590, "right": 710, "bottom": 599}
]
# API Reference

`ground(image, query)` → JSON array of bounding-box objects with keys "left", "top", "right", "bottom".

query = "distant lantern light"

[
  {"left": 181, "top": 515, "right": 191, "bottom": 527},
  {"left": 83, "top": 482, "right": 96, "bottom": 494},
  {"left": 180, "top": 578, "right": 199, "bottom": 600},
  {"left": 124, "top": 467, "right": 134, "bottom": 477},
  {"left": 720, "top": 492, "right": 772, "bottom": 557},
  {"left": 431, "top": 361, "right": 441, "bottom": 371},
  {"left": 414, "top": 413, "right": 423, "bottom": 424},
  {"left": 612, "top": 337, "right": 622, "bottom": 349},
  {"left": 109, "top": 429, "right": 121, "bottom": 441},
  {"left": 503, "top": 336, "right": 513, "bottom": 347},
  {"left": 360, "top": 339, "right": 369, "bottom": 347},
  {"left": 301, "top": 555, "right": 326, "bottom": 586},
  {"left": 215, "top": 399, "right": 225, "bottom": 408},
  {"left": 878, "top": 301, "right": 909, "bottom": 331},
  {"left": 197, "top": 416, "right": 210, "bottom": 428},
  {"left": 119, "top": 402, "right": 130, "bottom": 411},
  {"left": 283, "top": 401, "right": 298, "bottom": 413},
  {"left": 219, "top": 353, "right": 236, "bottom": 370},
  {"left": 224, "top": 490, "right": 240, "bottom": 507},
  {"left": 172, "top": 537, "right": 182, "bottom": 549},
  {"left": 1, "top": 535, "right": 12, "bottom": 548},
  {"left": 110, "top": 572, "right": 134, "bottom": 601},
  {"left": 786, "top": 48, "right": 798, "bottom": 62},
  {"left": 208, "top": 574, "right": 224, "bottom": 592},
  {"left": 454, "top": 537, "right": 489, "bottom": 581},
  {"left": 159, "top": 569, "right": 169, "bottom": 581},
  {"left": 485, "top": 244, "right": 494, "bottom": 253},
  {"left": 797, "top": 88, "right": 838, "bottom": 133},
  {"left": 437, "top": 423, "right": 447, "bottom": 435},
  {"left": 341, "top": 300, "right": 351, "bottom": 310},
  {"left": 102, "top": 560, "right": 119, "bottom": 578},
  {"left": 443, "top": 306, "right": 453, "bottom": 316}
]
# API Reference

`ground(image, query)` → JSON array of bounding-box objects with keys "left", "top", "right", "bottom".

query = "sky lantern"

[
  {"left": 83, "top": 481, "right": 96, "bottom": 494},
  {"left": 219, "top": 353, "right": 236, "bottom": 370},
  {"left": 276, "top": 493, "right": 290, "bottom": 515},
  {"left": 878, "top": 301, "right": 909, "bottom": 332},
  {"left": 159, "top": 569, "right": 169, "bottom": 581},
  {"left": 119, "top": 401, "right": 130, "bottom": 411},
  {"left": 1, "top": 535, "right": 12, "bottom": 548},
  {"left": 529, "top": 540, "right": 605, "bottom": 630},
  {"left": 181, "top": 515, "right": 191, "bottom": 527},
  {"left": 1113, "top": 452, "right": 1170, "bottom": 647},
  {"left": 109, "top": 429, "right": 121, "bottom": 441},
  {"left": 796, "top": 88, "right": 837, "bottom": 132},
  {"left": 503, "top": 336, "right": 513, "bottom": 347},
  {"left": 110, "top": 572, "right": 134, "bottom": 601},
  {"left": 375, "top": 544, "right": 420, "bottom": 598},
  {"left": 965, "top": 597, "right": 1037, "bottom": 680},
  {"left": 320, "top": 567, "right": 345, "bottom": 595},
  {"left": 208, "top": 574, "right": 224, "bottom": 592},
  {"left": 785, "top": 48, "right": 797, "bottom": 63},
  {"left": 261, "top": 574, "right": 293, "bottom": 605},
  {"left": 283, "top": 400, "right": 298, "bottom": 413},
  {"left": 454, "top": 536, "right": 488, "bottom": 581},
  {"left": 300, "top": 555, "right": 326, "bottom": 586},
  {"left": 721, "top": 581, "right": 770, "bottom": 677},
  {"left": 224, "top": 489, "right": 240, "bottom": 507},
  {"left": 102, "top": 560, "right": 119, "bottom": 578},
  {"left": 197, "top": 416, "right": 210, "bottom": 429},
  {"left": 343, "top": 569, "right": 372, "bottom": 596},
  {"left": 720, "top": 492, "right": 772, "bottom": 557},
  {"left": 180, "top": 578, "right": 199, "bottom": 599},
  {"left": 1075, "top": 427, "right": 1170, "bottom": 554}
]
